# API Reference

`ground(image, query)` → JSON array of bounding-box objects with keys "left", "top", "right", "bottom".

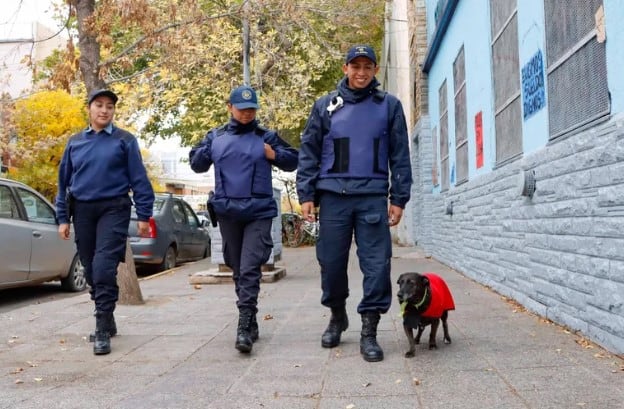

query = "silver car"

[{"left": 0, "top": 177, "right": 86, "bottom": 292}]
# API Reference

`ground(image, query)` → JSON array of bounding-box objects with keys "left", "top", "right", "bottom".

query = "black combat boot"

[
  {"left": 250, "top": 313, "right": 259, "bottom": 343},
  {"left": 93, "top": 311, "right": 113, "bottom": 355},
  {"left": 235, "top": 308, "right": 254, "bottom": 353},
  {"left": 321, "top": 306, "right": 348, "bottom": 348},
  {"left": 89, "top": 310, "right": 116, "bottom": 342},
  {"left": 360, "top": 312, "right": 383, "bottom": 362}
]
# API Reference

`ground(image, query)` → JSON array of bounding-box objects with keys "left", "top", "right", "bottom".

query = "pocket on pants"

[
  {"left": 259, "top": 229, "right": 274, "bottom": 265},
  {"left": 364, "top": 213, "right": 381, "bottom": 224}
]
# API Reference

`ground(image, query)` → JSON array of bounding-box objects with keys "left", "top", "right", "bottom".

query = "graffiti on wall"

[
  {"left": 521, "top": 49, "right": 546, "bottom": 120},
  {"left": 475, "top": 111, "right": 483, "bottom": 168}
]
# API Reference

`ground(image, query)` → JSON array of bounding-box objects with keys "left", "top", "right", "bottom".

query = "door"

[
  {"left": 0, "top": 185, "right": 31, "bottom": 284},
  {"left": 182, "top": 201, "right": 206, "bottom": 258},
  {"left": 170, "top": 199, "right": 193, "bottom": 260},
  {"left": 15, "top": 187, "right": 73, "bottom": 281}
]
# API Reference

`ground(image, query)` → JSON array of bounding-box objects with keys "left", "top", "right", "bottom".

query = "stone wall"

[{"left": 411, "top": 113, "right": 624, "bottom": 354}]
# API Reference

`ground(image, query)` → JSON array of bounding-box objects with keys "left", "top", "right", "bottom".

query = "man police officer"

[{"left": 296, "top": 45, "right": 412, "bottom": 362}]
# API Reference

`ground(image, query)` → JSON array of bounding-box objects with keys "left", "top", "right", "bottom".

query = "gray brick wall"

[{"left": 411, "top": 113, "right": 624, "bottom": 354}]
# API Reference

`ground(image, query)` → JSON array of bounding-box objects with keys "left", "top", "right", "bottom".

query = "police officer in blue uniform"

[
  {"left": 56, "top": 89, "right": 155, "bottom": 355},
  {"left": 189, "top": 85, "right": 298, "bottom": 353},
  {"left": 297, "top": 45, "right": 412, "bottom": 362}
]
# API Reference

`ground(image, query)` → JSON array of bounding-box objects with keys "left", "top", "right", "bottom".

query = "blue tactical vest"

[
  {"left": 319, "top": 93, "right": 389, "bottom": 179},
  {"left": 211, "top": 128, "right": 273, "bottom": 199}
]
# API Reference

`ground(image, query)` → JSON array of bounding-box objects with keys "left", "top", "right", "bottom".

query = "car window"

[
  {"left": 0, "top": 185, "right": 19, "bottom": 219},
  {"left": 182, "top": 202, "right": 199, "bottom": 228},
  {"left": 171, "top": 200, "right": 186, "bottom": 224},
  {"left": 153, "top": 198, "right": 165, "bottom": 214},
  {"left": 16, "top": 188, "right": 56, "bottom": 224},
  {"left": 131, "top": 197, "right": 165, "bottom": 218}
]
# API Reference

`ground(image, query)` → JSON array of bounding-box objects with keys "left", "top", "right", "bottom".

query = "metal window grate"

[
  {"left": 491, "top": 1, "right": 521, "bottom": 163},
  {"left": 432, "top": 126, "right": 439, "bottom": 186},
  {"left": 454, "top": 46, "right": 468, "bottom": 184},
  {"left": 495, "top": 97, "right": 522, "bottom": 162},
  {"left": 439, "top": 80, "right": 449, "bottom": 191},
  {"left": 545, "top": 0, "right": 609, "bottom": 138}
]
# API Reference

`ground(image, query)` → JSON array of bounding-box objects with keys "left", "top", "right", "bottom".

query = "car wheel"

[
  {"left": 159, "top": 246, "right": 176, "bottom": 272},
  {"left": 61, "top": 255, "right": 87, "bottom": 292}
]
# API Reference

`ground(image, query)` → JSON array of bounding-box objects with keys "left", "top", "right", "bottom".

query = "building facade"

[{"left": 385, "top": 0, "right": 624, "bottom": 354}]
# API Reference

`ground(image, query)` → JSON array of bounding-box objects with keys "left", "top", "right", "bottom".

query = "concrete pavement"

[{"left": 1, "top": 245, "right": 623, "bottom": 409}]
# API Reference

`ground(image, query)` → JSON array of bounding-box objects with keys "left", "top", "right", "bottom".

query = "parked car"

[
  {"left": 129, "top": 193, "right": 211, "bottom": 272},
  {"left": 0, "top": 177, "right": 86, "bottom": 292}
]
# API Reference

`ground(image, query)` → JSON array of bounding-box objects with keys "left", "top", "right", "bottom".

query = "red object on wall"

[{"left": 475, "top": 111, "right": 483, "bottom": 169}]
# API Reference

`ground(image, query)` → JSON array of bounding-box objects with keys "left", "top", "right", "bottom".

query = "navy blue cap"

[
  {"left": 345, "top": 45, "right": 377, "bottom": 65},
  {"left": 88, "top": 89, "right": 118, "bottom": 105},
  {"left": 229, "top": 85, "right": 259, "bottom": 109}
]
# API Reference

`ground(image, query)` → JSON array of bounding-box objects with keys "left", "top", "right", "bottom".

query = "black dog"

[{"left": 397, "top": 272, "right": 455, "bottom": 358}]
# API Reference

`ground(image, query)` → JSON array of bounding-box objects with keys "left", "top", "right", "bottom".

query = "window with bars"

[
  {"left": 439, "top": 80, "right": 449, "bottom": 191},
  {"left": 490, "top": 0, "right": 522, "bottom": 164},
  {"left": 432, "top": 126, "right": 439, "bottom": 186},
  {"left": 453, "top": 46, "right": 468, "bottom": 184},
  {"left": 544, "top": 0, "right": 609, "bottom": 138}
]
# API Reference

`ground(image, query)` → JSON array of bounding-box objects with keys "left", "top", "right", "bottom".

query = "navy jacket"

[
  {"left": 56, "top": 125, "right": 155, "bottom": 223},
  {"left": 189, "top": 119, "right": 298, "bottom": 221},
  {"left": 297, "top": 77, "right": 412, "bottom": 208}
]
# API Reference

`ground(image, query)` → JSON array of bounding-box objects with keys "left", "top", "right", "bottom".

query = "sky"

[{"left": 2, "top": 0, "right": 61, "bottom": 38}]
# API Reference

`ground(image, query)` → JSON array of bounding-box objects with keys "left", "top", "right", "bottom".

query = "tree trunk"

[
  {"left": 72, "top": 0, "right": 105, "bottom": 92},
  {"left": 117, "top": 240, "right": 144, "bottom": 305}
]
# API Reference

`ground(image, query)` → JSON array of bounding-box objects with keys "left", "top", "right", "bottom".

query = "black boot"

[
  {"left": 321, "top": 306, "right": 348, "bottom": 348},
  {"left": 89, "top": 310, "right": 116, "bottom": 342},
  {"left": 360, "top": 312, "right": 383, "bottom": 362},
  {"left": 250, "top": 313, "right": 259, "bottom": 343},
  {"left": 235, "top": 308, "right": 254, "bottom": 353},
  {"left": 93, "top": 311, "right": 113, "bottom": 355}
]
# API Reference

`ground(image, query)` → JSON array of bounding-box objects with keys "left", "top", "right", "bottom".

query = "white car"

[{"left": 0, "top": 177, "right": 86, "bottom": 292}]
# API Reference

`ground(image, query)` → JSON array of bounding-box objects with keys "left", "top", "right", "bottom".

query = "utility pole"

[{"left": 242, "top": 1, "right": 251, "bottom": 85}]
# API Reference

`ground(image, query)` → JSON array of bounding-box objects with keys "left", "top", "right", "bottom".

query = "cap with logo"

[
  {"left": 229, "top": 85, "right": 259, "bottom": 109},
  {"left": 88, "top": 89, "right": 118, "bottom": 105},
  {"left": 345, "top": 45, "right": 377, "bottom": 65}
]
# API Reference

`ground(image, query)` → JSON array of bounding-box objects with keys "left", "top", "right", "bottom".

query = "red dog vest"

[{"left": 421, "top": 273, "right": 455, "bottom": 318}]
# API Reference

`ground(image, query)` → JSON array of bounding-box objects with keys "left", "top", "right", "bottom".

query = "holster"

[
  {"left": 66, "top": 191, "right": 75, "bottom": 222},
  {"left": 207, "top": 191, "right": 217, "bottom": 227}
]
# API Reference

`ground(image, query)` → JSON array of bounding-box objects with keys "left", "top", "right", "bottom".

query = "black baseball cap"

[{"left": 88, "top": 89, "right": 118, "bottom": 105}]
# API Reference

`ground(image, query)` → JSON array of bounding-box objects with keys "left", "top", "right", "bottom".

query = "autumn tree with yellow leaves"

[{"left": 10, "top": 90, "right": 85, "bottom": 200}]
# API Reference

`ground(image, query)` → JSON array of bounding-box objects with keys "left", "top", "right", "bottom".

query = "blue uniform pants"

[
  {"left": 317, "top": 192, "right": 392, "bottom": 314},
  {"left": 72, "top": 196, "right": 131, "bottom": 313},
  {"left": 218, "top": 217, "right": 273, "bottom": 313}
]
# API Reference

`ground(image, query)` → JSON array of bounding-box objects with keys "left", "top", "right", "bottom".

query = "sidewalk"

[{"left": 1, "top": 245, "right": 622, "bottom": 409}]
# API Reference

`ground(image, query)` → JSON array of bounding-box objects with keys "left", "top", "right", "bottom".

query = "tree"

[
  {"left": 10, "top": 90, "right": 85, "bottom": 200},
  {"left": 48, "top": 0, "right": 384, "bottom": 147}
]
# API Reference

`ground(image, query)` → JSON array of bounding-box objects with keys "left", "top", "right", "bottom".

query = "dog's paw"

[
  {"left": 444, "top": 337, "right": 452, "bottom": 344},
  {"left": 428, "top": 343, "right": 438, "bottom": 350},
  {"left": 405, "top": 350, "right": 415, "bottom": 358}
]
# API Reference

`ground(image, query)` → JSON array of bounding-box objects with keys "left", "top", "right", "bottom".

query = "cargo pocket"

[{"left": 259, "top": 228, "right": 274, "bottom": 265}]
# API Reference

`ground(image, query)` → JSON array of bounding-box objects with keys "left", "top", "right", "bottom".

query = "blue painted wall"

[
  {"left": 517, "top": 0, "right": 549, "bottom": 154},
  {"left": 425, "top": 0, "right": 623, "bottom": 191},
  {"left": 604, "top": 0, "right": 624, "bottom": 113},
  {"left": 426, "top": 0, "right": 495, "bottom": 194}
]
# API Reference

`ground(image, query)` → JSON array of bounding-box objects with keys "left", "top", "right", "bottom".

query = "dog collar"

[{"left": 400, "top": 288, "right": 428, "bottom": 316}]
